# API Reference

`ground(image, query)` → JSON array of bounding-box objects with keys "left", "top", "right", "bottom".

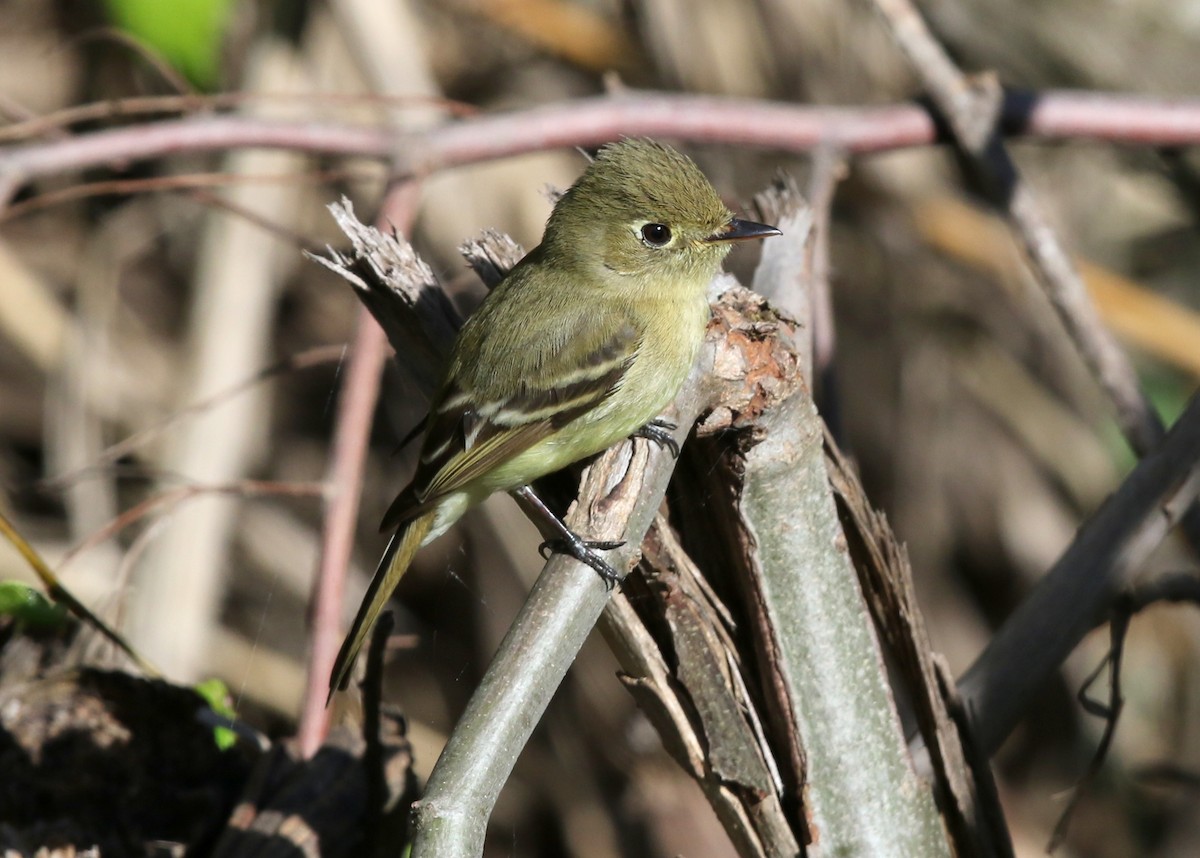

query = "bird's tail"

[{"left": 328, "top": 510, "right": 435, "bottom": 701}]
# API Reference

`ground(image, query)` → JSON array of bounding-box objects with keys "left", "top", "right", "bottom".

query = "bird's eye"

[{"left": 640, "top": 223, "right": 672, "bottom": 247}]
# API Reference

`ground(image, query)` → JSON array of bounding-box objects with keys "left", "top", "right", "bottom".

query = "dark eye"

[{"left": 640, "top": 223, "right": 672, "bottom": 247}]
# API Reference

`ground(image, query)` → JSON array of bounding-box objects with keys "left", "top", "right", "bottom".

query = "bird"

[{"left": 329, "top": 138, "right": 780, "bottom": 697}]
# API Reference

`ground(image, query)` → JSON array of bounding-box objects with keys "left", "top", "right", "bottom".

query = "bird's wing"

[{"left": 379, "top": 317, "right": 639, "bottom": 532}]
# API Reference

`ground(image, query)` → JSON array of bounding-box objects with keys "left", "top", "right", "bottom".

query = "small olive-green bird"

[{"left": 330, "top": 138, "right": 779, "bottom": 696}]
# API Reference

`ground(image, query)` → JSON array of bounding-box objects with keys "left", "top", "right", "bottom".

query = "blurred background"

[{"left": 1, "top": 0, "right": 1199, "bottom": 855}]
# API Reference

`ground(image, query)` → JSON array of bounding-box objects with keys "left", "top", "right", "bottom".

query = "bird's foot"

[
  {"left": 631, "top": 419, "right": 680, "bottom": 458},
  {"left": 539, "top": 535, "right": 626, "bottom": 589}
]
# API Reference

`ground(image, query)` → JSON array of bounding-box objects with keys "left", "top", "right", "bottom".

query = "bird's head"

[{"left": 542, "top": 138, "right": 779, "bottom": 285}]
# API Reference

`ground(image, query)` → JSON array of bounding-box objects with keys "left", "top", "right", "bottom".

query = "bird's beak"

[{"left": 704, "top": 218, "right": 782, "bottom": 243}]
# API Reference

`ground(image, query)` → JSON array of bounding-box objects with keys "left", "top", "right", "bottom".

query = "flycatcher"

[{"left": 330, "top": 138, "right": 779, "bottom": 695}]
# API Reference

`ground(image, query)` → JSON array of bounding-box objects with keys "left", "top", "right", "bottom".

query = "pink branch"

[
  {"left": 5, "top": 91, "right": 1200, "bottom": 208},
  {"left": 295, "top": 182, "right": 420, "bottom": 757},
  {"left": 1007, "top": 90, "right": 1200, "bottom": 144}
]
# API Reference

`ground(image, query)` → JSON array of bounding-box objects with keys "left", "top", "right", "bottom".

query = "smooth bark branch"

[
  {"left": 734, "top": 387, "right": 951, "bottom": 856},
  {"left": 804, "top": 149, "right": 846, "bottom": 428}
]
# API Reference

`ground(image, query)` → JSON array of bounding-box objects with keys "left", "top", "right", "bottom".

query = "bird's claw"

[
  {"left": 632, "top": 419, "right": 680, "bottom": 458},
  {"left": 538, "top": 536, "right": 626, "bottom": 589}
]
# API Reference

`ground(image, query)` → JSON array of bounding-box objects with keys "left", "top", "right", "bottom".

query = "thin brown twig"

[
  {"left": 868, "top": 0, "right": 1200, "bottom": 757},
  {"left": 42, "top": 345, "right": 346, "bottom": 491},
  {"left": 0, "top": 166, "right": 377, "bottom": 222},
  {"left": 1048, "top": 603, "right": 1130, "bottom": 851},
  {"left": 1048, "top": 574, "right": 1200, "bottom": 849},
  {"left": 183, "top": 188, "right": 324, "bottom": 249},
  {"left": 60, "top": 479, "right": 324, "bottom": 569},
  {"left": 65, "top": 26, "right": 198, "bottom": 100},
  {"left": 0, "top": 93, "right": 74, "bottom": 147},
  {"left": 1042, "top": 571, "right": 1200, "bottom": 848},
  {"left": 0, "top": 91, "right": 477, "bottom": 143}
]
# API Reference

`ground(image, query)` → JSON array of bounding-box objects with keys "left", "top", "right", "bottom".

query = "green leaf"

[
  {"left": 104, "top": 0, "right": 236, "bottom": 90},
  {"left": 0, "top": 581, "right": 69, "bottom": 629},
  {"left": 194, "top": 677, "right": 238, "bottom": 750}
]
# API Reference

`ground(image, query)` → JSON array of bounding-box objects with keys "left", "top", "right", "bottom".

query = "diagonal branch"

[
  {"left": 959, "top": 390, "right": 1200, "bottom": 754},
  {"left": 869, "top": 0, "right": 1165, "bottom": 459}
]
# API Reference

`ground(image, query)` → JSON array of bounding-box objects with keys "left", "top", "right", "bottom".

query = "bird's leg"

[
  {"left": 631, "top": 419, "right": 680, "bottom": 458},
  {"left": 538, "top": 534, "right": 625, "bottom": 589},
  {"left": 512, "top": 485, "right": 626, "bottom": 588}
]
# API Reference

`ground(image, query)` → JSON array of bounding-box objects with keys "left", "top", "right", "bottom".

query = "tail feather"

[{"left": 328, "top": 511, "right": 436, "bottom": 700}]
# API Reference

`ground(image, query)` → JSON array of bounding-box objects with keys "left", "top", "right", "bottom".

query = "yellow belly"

[{"left": 422, "top": 290, "right": 710, "bottom": 545}]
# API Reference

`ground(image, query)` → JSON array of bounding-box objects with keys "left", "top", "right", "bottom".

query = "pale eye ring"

[{"left": 640, "top": 223, "right": 672, "bottom": 247}]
